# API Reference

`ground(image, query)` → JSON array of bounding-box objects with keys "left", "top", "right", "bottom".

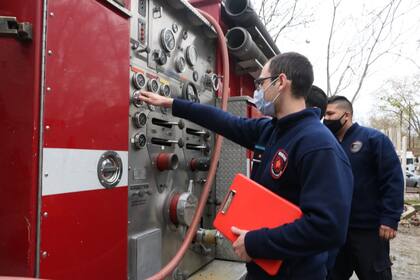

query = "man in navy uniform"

[
  {"left": 324, "top": 96, "right": 404, "bottom": 280},
  {"left": 306, "top": 85, "right": 328, "bottom": 120},
  {"left": 140, "top": 52, "right": 354, "bottom": 279}
]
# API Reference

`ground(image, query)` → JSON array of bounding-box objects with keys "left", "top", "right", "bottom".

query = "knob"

[
  {"left": 155, "top": 153, "right": 179, "bottom": 171},
  {"left": 190, "top": 157, "right": 211, "bottom": 171},
  {"left": 153, "top": 50, "right": 168, "bottom": 66},
  {"left": 131, "top": 91, "right": 143, "bottom": 108}
]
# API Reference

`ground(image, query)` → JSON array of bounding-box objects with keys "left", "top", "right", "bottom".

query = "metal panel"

[
  {"left": 127, "top": 0, "right": 218, "bottom": 278},
  {"left": 215, "top": 97, "right": 251, "bottom": 261},
  {"left": 130, "top": 229, "right": 162, "bottom": 280},
  {"left": 0, "top": 0, "right": 43, "bottom": 276}
]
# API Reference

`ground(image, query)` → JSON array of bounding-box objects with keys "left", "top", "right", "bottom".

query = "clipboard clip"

[{"left": 220, "top": 190, "right": 236, "bottom": 214}]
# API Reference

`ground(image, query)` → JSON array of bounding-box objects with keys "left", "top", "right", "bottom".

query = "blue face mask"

[{"left": 253, "top": 77, "right": 281, "bottom": 117}]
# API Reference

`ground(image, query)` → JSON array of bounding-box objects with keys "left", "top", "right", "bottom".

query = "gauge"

[
  {"left": 175, "top": 56, "right": 186, "bottom": 73},
  {"left": 147, "top": 79, "right": 159, "bottom": 93},
  {"left": 172, "top": 23, "right": 179, "bottom": 33},
  {"left": 132, "top": 112, "right": 147, "bottom": 128},
  {"left": 131, "top": 91, "right": 143, "bottom": 108},
  {"left": 160, "top": 28, "right": 176, "bottom": 52},
  {"left": 192, "top": 71, "right": 199, "bottom": 82},
  {"left": 132, "top": 73, "right": 146, "bottom": 89},
  {"left": 153, "top": 50, "right": 168, "bottom": 66},
  {"left": 182, "top": 82, "right": 199, "bottom": 103},
  {"left": 132, "top": 133, "right": 147, "bottom": 149},
  {"left": 186, "top": 46, "right": 198, "bottom": 66},
  {"left": 160, "top": 84, "right": 171, "bottom": 97}
]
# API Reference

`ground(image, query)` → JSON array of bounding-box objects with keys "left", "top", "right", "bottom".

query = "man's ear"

[{"left": 277, "top": 73, "right": 287, "bottom": 90}]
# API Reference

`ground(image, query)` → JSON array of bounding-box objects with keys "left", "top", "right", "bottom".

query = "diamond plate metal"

[{"left": 215, "top": 97, "right": 252, "bottom": 261}]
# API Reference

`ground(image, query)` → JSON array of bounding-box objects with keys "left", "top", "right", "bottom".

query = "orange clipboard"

[{"left": 213, "top": 173, "right": 303, "bottom": 276}]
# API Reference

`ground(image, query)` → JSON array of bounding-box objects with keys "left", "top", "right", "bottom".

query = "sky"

[{"left": 257, "top": 0, "right": 420, "bottom": 124}]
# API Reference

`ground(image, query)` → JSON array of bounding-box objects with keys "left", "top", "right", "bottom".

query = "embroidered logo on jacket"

[
  {"left": 271, "top": 149, "right": 288, "bottom": 179},
  {"left": 350, "top": 141, "right": 363, "bottom": 153}
]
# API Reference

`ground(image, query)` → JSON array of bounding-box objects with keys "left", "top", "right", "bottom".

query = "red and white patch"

[{"left": 271, "top": 149, "right": 288, "bottom": 179}]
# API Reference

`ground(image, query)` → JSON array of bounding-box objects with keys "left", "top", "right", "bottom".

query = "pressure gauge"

[
  {"left": 186, "top": 45, "right": 198, "bottom": 66},
  {"left": 132, "top": 73, "right": 146, "bottom": 89},
  {"left": 160, "top": 28, "right": 176, "bottom": 52},
  {"left": 147, "top": 79, "right": 159, "bottom": 93},
  {"left": 160, "top": 84, "right": 171, "bottom": 97},
  {"left": 175, "top": 56, "right": 186, "bottom": 73},
  {"left": 132, "top": 112, "right": 147, "bottom": 128},
  {"left": 182, "top": 82, "right": 199, "bottom": 103},
  {"left": 132, "top": 133, "right": 147, "bottom": 149}
]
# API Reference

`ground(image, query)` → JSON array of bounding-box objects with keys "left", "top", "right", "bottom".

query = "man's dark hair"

[
  {"left": 268, "top": 52, "right": 314, "bottom": 98},
  {"left": 306, "top": 85, "right": 327, "bottom": 119},
  {"left": 327, "top": 95, "right": 353, "bottom": 115}
]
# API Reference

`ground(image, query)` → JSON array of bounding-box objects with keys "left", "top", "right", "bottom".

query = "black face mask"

[{"left": 324, "top": 113, "right": 346, "bottom": 135}]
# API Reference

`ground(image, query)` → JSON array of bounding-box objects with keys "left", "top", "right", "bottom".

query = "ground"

[
  {"left": 350, "top": 207, "right": 420, "bottom": 280},
  {"left": 390, "top": 224, "right": 420, "bottom": 280}
]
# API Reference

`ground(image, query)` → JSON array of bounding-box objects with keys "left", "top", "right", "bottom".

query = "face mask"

[
  {"left": 324, "top": 113, "right": 347, "bottom": 135},
  {"left": 253, "top": 78, "right": 280, "bottom": 117}
]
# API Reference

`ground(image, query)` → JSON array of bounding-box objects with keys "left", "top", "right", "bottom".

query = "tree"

[
  {"left": 326, "top": 0, "right": 409, "bottom": 102},
  {"left": 376, "top": 75, "right": 420, "bottom": 148},
  {"left": 251, "top": 0, "right": 314, "bottom": 44}
]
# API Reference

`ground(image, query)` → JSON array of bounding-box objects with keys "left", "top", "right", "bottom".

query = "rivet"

[
  {"left": 46, "top": 87, "right": 51, "bottom": 92},
  {"left": 42, "top": 251, "right": 48, "bottom": 258},
  {"left": 44, "top": 172, "right": 48, "bottom": 177},
  {"left": 49, "top": 12, "right": 54, "bottom": 17},
  {"left": 45, "top": 125, "right": 50, "bottom": 130},
  {"left": 43, "top": 212, "right": 48, "bottom": 218},
  {"left": 48, "top": 50, "right": 53, "bottom": 55}
]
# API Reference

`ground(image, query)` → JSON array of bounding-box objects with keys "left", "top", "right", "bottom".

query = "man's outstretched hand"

[{"left": 139, "top": 90, "right": 174, "bottom": 108}]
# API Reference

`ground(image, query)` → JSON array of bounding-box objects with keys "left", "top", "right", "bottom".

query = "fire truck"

[{"left": 0, "top": 0, "right": 280, "bottom": 279}]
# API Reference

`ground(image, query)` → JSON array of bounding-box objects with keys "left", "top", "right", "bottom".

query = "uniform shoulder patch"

[
  {"left": 350, "top": 141, "right": 363, "bottom": 153},
  {"left": 271, "top": 149, "right": 288, "bottom": 179}
]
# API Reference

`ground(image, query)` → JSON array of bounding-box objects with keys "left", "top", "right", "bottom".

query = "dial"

[
  {"left": 132, "top": 133, "right": 147, "bottom": 149},
  {"left": 175, "top": 56, "right": 186, "bottom": 73},
  {"left": 160, "top": 28, "right": 176, "bottom": 52},
  {"left": 186, "top": 46, "right": 198, "bottom": 66},
  {"left": 147, "top": 79, "right": 159, "bottom": 93},
  {"left": 182, "top": 82, "right": 199, "bottom": 103},
  {"left": 160, "top": 84, "right": 171, "bottom": 97},
  {"left": 132, "top": 73, "right": 146, "bottom": 89},
  {"left": 132, "top": 112, "right": 147, "bottom": 128}
]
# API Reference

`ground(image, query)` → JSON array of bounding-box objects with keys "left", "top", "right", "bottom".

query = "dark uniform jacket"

[
  {"left": 339, "top": 123, "right": 404, "bottom": 230},
  {"left": 173, "top": 99, "right": 354, "bottom": 279}
]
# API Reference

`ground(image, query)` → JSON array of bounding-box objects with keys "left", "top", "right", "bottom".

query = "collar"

[
  {"left": 342, "top": 122, "right": 359, "bottom": 141},
  {"left": 271, "top": 108, "right": 321, "bottom": 131}
]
